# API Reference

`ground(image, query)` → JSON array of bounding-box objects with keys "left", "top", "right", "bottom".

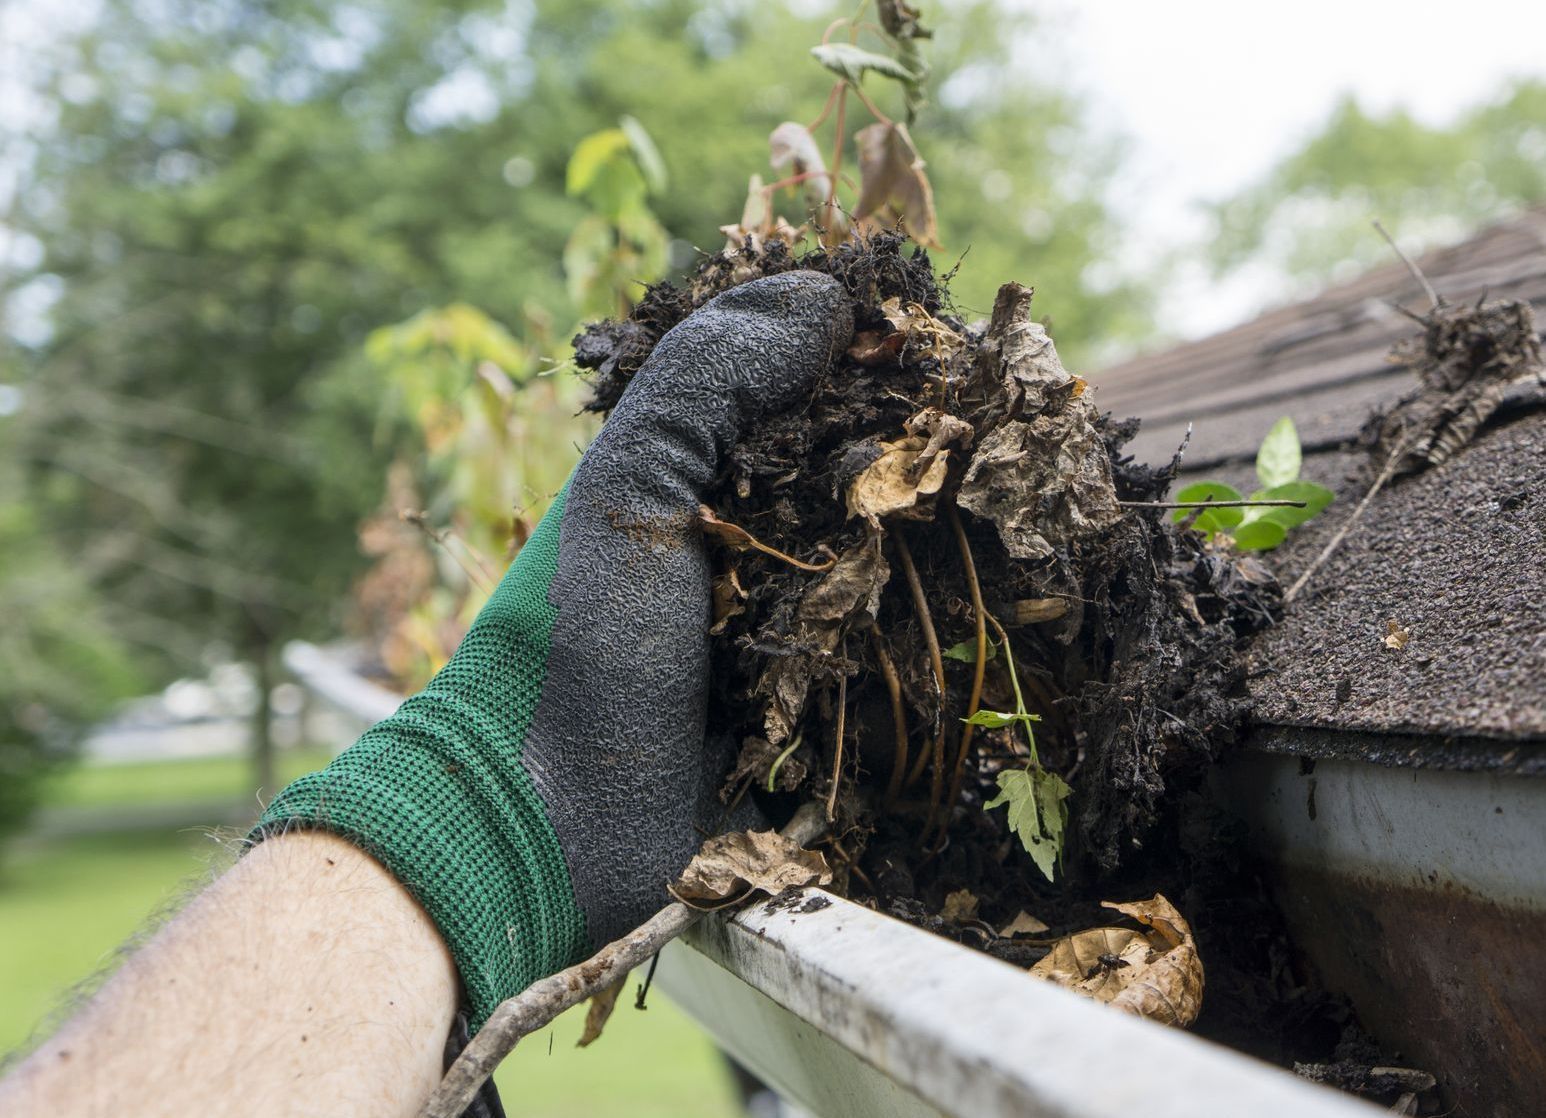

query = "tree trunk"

[{"left": 251, "top": 643, "right": 276, "bottom": 798}]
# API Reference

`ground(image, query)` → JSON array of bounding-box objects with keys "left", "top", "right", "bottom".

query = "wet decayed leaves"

[{"left": 575, "top": 234, "right": 1286, "bottom": 1033}]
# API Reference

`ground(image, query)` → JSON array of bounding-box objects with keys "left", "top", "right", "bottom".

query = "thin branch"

[
  {"left": 806, "top": 81, "right": 842, "bottom": 131},
  {"left": 825, "top": 644, "right": 847, "bottom": 823},
  {"left": 1284, "top": 440, "right": 1410, "bottom": 604},
  {"left": 894, "top": 529, "right": 946, "bottom": 790},
  {"left": 931, "top": 506, "right": 986, "bottom": 848},
  {"left": 1119, "top": 498, "right": 1308, "bottom": 510},
  {"left": 421, "top": 805, "right": 829, "bottom": 1118},
  {"left": 1373, "top": 219, "right": 1440, "bottom": 312},
  {"left": 873, "top": 628, "right": 911, "bottom": 804},
  {"left": 401, "top": 510, "right": 496, "bottom": 597}
]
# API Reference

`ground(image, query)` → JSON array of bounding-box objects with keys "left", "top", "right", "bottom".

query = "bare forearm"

[{"left": 0, "top": 832, "right": 459, "bottom": 1118}]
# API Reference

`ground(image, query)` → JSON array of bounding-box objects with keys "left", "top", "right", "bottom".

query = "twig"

[
  {"left": 930, "top": 506, "right": 986, "bottom": 847},
  {"left": 1284, "top": 441, "right": 1409, "bottom": 604},
  {"left": 1373, "top": 219, "right": 1441, "bottom": 312},
  {"left": 826, "top": 646, "right": 848, "bottom": 823},
  {"left": 894, "top": 530, "right": 947, "bottom": 789},
  {"left": 1118, "top": 499, "right": 1308, "bottom": 510},
  {"left": 401, "top": 510, "right": 496, "bottom": 597},
  {"left": 873, "top": 629, "right": 911, "bottom": 803},
  {"left": 698, "top": 506, "right": 837, "bottom": 573},
  {"left": 421, "top": 805, "right": 829, "bottom": 1118}
]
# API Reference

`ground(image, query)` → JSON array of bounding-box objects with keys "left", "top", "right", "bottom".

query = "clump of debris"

[{"left": 577, "top": 232, "right": 1279, "bottom": 911}]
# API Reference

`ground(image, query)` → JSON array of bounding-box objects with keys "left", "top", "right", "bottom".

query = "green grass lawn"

[
  {"left": 40, "top": 746, "right": 336, "bottom": 812},
  {"left": 1, "top": 756, "right": 741, "bottom": 1117}
]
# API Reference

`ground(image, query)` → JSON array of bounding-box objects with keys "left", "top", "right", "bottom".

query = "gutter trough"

[{"left": 283, "top": 641, "right": 1536, "bottom": 1116}]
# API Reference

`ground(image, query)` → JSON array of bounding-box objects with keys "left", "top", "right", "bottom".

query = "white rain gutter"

[{"left": 282, "top": 640, "right": 1380, "bottom": 1118}]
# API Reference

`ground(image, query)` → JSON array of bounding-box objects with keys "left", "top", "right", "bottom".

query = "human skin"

[{"left": 0, "top": 831, "right": 459, "bottom": 1118}]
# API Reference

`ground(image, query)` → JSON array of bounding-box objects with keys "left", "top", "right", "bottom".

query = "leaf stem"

[
  {"left": 1119, "top": 498, "right": 1308, "bottom": 510},
  {"left": 766, "top": 731, "right": 805, "bottom": 793}
]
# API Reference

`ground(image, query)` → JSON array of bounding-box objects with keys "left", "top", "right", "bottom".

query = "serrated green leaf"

[
  {"left": 964, "top": 708, "right": 1020, "bottom": 729},
  {"left": 985, "top": 766, "right": 1070, "bottom": 883},
  {"left": 1231, "top": 518, "right": 1288, "bottom": 551},
  {"left": 810, "top": 42, "right": 918, "bottom": 85},
  {"left": 943, "top": 637, "right": 997, "bottom": 663},
  {"left": 1256, "top": 416, "right": 1301, "bottom": 488},
  {"left": 1172, "top": 482, "right": 1244, "bottom": 538}
]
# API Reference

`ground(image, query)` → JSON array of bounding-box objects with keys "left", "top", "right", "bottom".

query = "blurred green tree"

[
  {"left": 1209, "top": 81, "right": 1546, "bottom": 290},
  {"left": 2, "top": 0, "right": 1146, "bottom": 797}
]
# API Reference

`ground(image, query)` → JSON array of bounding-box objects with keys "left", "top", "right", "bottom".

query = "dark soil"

[{"left": 573, "top": 235, "right": 1397, "bottom": 1088}]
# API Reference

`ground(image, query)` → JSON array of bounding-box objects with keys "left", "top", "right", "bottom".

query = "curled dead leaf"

[
  {"left": 853, "top": 121, "right": 941, "bottom": 249},
  {"left": 879, "top": 297, "right": 966, "bottom": 363},
  {"left": 1383, "top": 619, "right": 1411, "bottom": 650},
  {"left": 958, "top": 412, "right": 1122, "bottom": 560},
  {"left": 999, "top": 910, "right": 1050, "bottom": 937},
  {"left": 974, "top": 283, "right": 1081, "bottom": 417},
  {"left": 905, "top": 407, "right": 974, "bottom": 474},
  {"left": 758, "top": 534, "right": 889, "bottom": 745},
  {"left": 845, "top": 436, "right": 950, "bottom": 524},
  {"left": 1029, "top": 893, "right": 1203, "bottom": 1028},
  {"left": 670, "top": 830, "right": 833, "bottom": 908},
  {"left": 769, "top": 121, "right": 833, "bottom": 216},
  {"left": 940, "top": 888, "right": 980, "bottom": 923},
  {"left": 710, "top": 568, "right": 747, "bottom": 636},
  {"left": 577, "top": 979, "right": 625, "bottom": 1048}
]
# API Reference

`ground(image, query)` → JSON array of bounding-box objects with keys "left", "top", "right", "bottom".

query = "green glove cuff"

[{"left": 254, "top": 488, "right": 588, "bottom": 1030}]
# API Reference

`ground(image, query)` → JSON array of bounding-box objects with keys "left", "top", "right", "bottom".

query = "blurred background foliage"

[{"left": 0, "top": 0, "right": 1542, "bottom": 855}]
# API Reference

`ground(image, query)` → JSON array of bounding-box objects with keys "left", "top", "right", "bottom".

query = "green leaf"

[
  {"left": 565, "top": 128, "right": 631, "bottom": 196},
  {"left": 1241, "top": 481, "right": 1335, "bottom": 530},
  {"left": 964, "top": 708, "right": 1020, "bottom": 729},
  {"left": 984, "top": 767, "right": 1071, "bottom": 883},
  {"left": 943, "top": 637, "right": 997, "bottom": 663},
  {"left": 810, "top": 42, "right": 918, "bottom": 86},
  {"left": 1255, "top": 416, "right": 1302, "bottom": 488},
  {"left": 1171, "top": 481, "right": 1244, "bottom": 538},
  {"left": 619, "top": 115, "right": 668, "bottom": 196},
  {"left": 1231, "top": 518, "right": 1288, "bottom": 551}
]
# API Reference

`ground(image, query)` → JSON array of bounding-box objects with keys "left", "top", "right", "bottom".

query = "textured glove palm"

[{"left": 258, "top": 271, "right": 851, "bottom": 1029}]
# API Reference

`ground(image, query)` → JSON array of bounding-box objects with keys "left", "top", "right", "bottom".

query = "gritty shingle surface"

[{"left": 1239, "top": 411, "right": 1546, "bottom": 740}]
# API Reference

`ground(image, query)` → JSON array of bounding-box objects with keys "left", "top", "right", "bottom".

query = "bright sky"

[
  {"left": 1039, "top": 0, "right": 1546, "bottom": 336},
  {"left": 4, "top": 0, "right": 1545, "bottom": 344}
]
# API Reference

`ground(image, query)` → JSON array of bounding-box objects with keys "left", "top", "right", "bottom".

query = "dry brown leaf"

[
  {"left": 1383, "top": 619, "right": 1411, "bottom": 650},
  {"left": 769, "top": 121, "right": 832, "bottom": 215},
  {"left": 958, "top": 412, "right": 1122, "bottom": 560},
  {"left": 940, "top": 888, "right": 980, "bottom": 923},
  {"left": 576, "top": 979, "right": 625, "bottom": 1048},
  {"left": 847, "top": 328, "right": 907, "bottom": 366},
  {"left": 670, "top": 830, "right": 833, "bottom": 908},
  {"left": 1030, "top": 893, "right": 1204, "bottom": 1028},
  {"left": 905, "top": 407, "right": 974, "bottom": 473},
  {"left": 710, "top": 568, "right": 747, "bottom": 636},
  {"left": 852, "top": 121, "right": 941, "bottom": 249},
  {"left": 973, "top": 283, "right": 1081, "bottom": 416},
  {"left": 879, "top": 297, "right": 966, "bottom": 363},
  {"left": 846, "top": 436, "right": 950, "bottom": 524},
  {"left": 999, "top": 911, "right": 1050, "bottom": 937},
  {"left": 758, "top": 534, "right": 889, "bottom": 744},
  {"left": 958, "top": 283, "right": 1120, "bottom": 560}
]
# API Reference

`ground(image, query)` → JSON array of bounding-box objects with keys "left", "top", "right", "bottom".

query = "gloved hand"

[{"left": 257, "top": 271, "right": 852, "bottom": 1030}]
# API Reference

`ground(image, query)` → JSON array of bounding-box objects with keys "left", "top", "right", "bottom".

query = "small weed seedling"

[
  {"left": 948, "top": 620, "right": 1072, "bottom": 882},
  {"left": 1173, "top": 417, "right": 1334, "bottom": 551}
]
